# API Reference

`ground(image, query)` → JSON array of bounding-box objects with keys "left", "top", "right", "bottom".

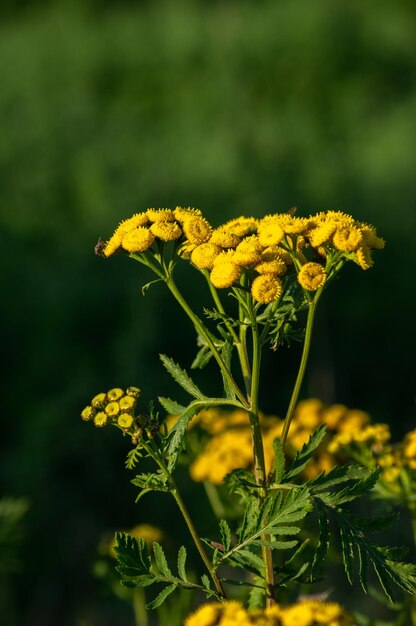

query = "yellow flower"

[
  {"left": 94, "top": 411, "right": 108, "bottom": 427},
  {"left": 210, "top": 228, "right": 241, "bottom": 248},
  {"left": 258, "top": 218, "right": 285, "bottom": 247},
  {"left": 360, "top": 224, "right": 385, "bottom": 249},
  {"left": 91, "top": 393, "right": 107, "bottom": 409},
  {"left": 150, "top": 221, "right": 182, "bottom": 241},
  {"left": 122, "top": 227, "right": 155, "bottom": 253},
  {"left": 81, "top": 406, "right": 95, "bottom": 421},
  {"left": 190, "top": 429, "right": 253, "bottom": 484},
  {"left": 182, "top": 215, "right": 213, "bottom": 244},
  {"left": 178, "top": 241, "right": 197, "bottom": 259},
  {"left": 255, "top": 247, "right": 287, "bottom": 276},
  {"left": 355, "top": 245, "right": 373, "bottom": 270},
  {"left": 322, "top": 404, "right": 348, "bottom": 430},
  {"left": 251, "top": 274, "right": 283, "bottom": 304},
  {"left": 184, "top": 603, "right": 222, "bottom": 626},
  {"left": 118, "top": 413, "right": 134, "bottom": 429},
  {"left": 103, "top": 231, "right": 123, "bottom": 257},
  {"left": 191, "top": 242, "right": 222, "bottom": 270},
  {"left": 107, "top": 388, "right": 124, "bottom": 401},
  {"left": 146, "top": 208, "right": 175, "bottom": 222},
  {"left": 119, "top": 395, "right": 136, "bottom": 412},
  {"left": 403, "top": 430, "right": 416, "bottom": 463},
  {"left": 129, "top": 523, "right": 164, "bottom": 546},
  {"left": 221, "top": 216, "right": 258, "bottom": 237},
  {"left": 297, "top": 262, "right": 327, "bottom": 291},
  {"left": 105, "top": 401, "right": 120, "bottom": 417},
  {"left": 210, "top": 261, "right": 241, "bottom": 289},
  {"left": 173, "top": 206, "right": 202, "bottom": 222},
  {"left": 233, "top": 235, "right": 262, "bottom": 267},
  {"left": 126, "top": 386, "right": 141, "bottom": 398},
  {"left": 333, "top": 226, "right": 363, "bottom": 252}
]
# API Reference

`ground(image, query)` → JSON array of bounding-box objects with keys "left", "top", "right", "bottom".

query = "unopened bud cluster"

[{"left": 81, "top": 386, "right": 148, "bottom": 442}]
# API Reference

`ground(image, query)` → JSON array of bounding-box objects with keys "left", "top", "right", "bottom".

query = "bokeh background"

[{"left": 1, "top": 0, "right": 415, "bottom": 624}]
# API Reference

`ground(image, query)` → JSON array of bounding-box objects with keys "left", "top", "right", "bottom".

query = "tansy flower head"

[
  {"left": 94, "top": 412, "right": 108, "bottom": 427},
  {"left": 182, "top": 215, "right": 213, "bottom": 245},
  {"left": 103, "top": 232, "right": 123, "bottom": 257},
  {"left": 210, "top": 228, "right": 241, "bottom": 249},
  {"left": 255, "top": 247, "right": 287, "bottom": 276},
  {"left": 81, "top": 406, "right": 95, "bottom": 421},
  {"left": 297, "top": 262, "right": 327, "bottom": 291},
  {"left": 258, "top": 217, "right": 285, "bottom": 247},
  {"left": 178, "top": 241, "right": 197, "bottom": 259},
  {"left": 146, "top": 208, "right": 175, "bottom": 222},
  {"left": 210, "top": 261, "right": 241, "bottom": 289},
  {"left": 105, "top": 401, "right": 120, "bottom": 417},
  {"left": 333, "top": 226, "right": 363, "bottom": 252},
  {"left": 355, "top": 245, "right": 373, "bottom": 270},
  {"left": 126, "top": 386, "right": 141, "bottom": 398},
  {"left": 107, "top": 388, "right": 124, "bottom": 401},
  {"left": 119, "top": 395, "right": 136, "bottom": 412},
  {"left": 234, "top": 235, "right": 262, "bottom": 267},
  {"left": 118, "top": 413, "right": 134, "bottom": 429},
  {"left": 221, "top": 216, "right": 258, "bottom": 237},
  {"left": 122, "top": 227, "right": 155, "bottom": 253},
  {"left": 150, "top": 221, "right": 182, "bottom": 241},
  {"left": 191, "top": 242, "right": 222, "bottom": 270},
  {"left": 251, "top": 274, "right": 283, "bottom": 304},
  {"left": 173, "top": 206, "right": 202, "bottom": 223},
  {"left": 360, "top": 224, "right": 385, "bottom": 249},
  {"left": 91, "top": 393, "right": 107, "bottom": 409}
]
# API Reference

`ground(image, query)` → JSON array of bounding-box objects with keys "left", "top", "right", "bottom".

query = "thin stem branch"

[
  {"left": 165, "top": 276, "right": 248, "bottom": 407},
  {"left": 280, "top": 295, "right": 319, "bottom": 446}
]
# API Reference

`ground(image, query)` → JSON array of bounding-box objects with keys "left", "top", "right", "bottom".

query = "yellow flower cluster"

[
  {"left": 184, "top": 599, "right": 356, "bottom": 626},
  {"left": 101, "top": 207, "right": 384, "bottom": 302},
  {"left": 81, "top": 386, "right": 141, "bottom": 434},
  {"left": 181, "top": 400, "right": 374, "bottom": 485},
  {"left": 373, "top": 429, "right": 416, "bottom": 483},
  {"left": 327, "top": 423, "right": 391, "bottom": 454}
]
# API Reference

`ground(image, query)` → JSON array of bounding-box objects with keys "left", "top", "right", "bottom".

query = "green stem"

[
  {"left": 204, "top": 272, "right": 252, "bottom": 396},
  {"left": 144, "top": 442, "right": 226, "bottom": 598},
  {"left": 165, "top": 276, "right": 248, "bottom": 407},
  {"left": 280, "top": 296, "right": 319, "bottom": 447},
  {"left": 203, "top": 481, "right": 226, "bottom": 519},
  {"left": 247, "top": 296, "right": 275, "bottom": 606},
  {"left": 132, "top": 588, "right": 148, "bottom": 626}
]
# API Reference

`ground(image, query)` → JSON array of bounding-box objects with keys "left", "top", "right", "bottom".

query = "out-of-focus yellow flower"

[
  {"left": 251, "top": 274, "right": 283, "bottom": 304},
  {"left": 297, "top": 262, "right": 327, "bottom": 291},
  {"left": 328, "top": 423, "right": 391, "bottom": 454},
  {"left": 190, "top": 429, "right": 253, "bottom": 484},
  {"left": 403, "top": 430, "right": 416, "bottom": 469},
  {"left": 150, "top": 221, "right": 182, "bottom": 241},
  {"left": 122, "top": 227, "right": 155, "bottom": 253}
]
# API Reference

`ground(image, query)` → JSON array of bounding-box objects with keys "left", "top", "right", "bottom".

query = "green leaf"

[
  {"left": 191, "top": 345, "right": 213, "bottom": 369},
  {"left": 220, "top": 339, "right": 236, "bottom": 400},
  {"left": 284, "top": 425, "right": 327, "bottom": 480},
  {"left": 146, "top": 584, "right": 177, "bottom": 609},
  {"left": 320, "top": 467, "right": 381, "bottom": 506},
  {"left": 310, "top": 499, "right": 330, "bottom": 581},
  {"left": 339, "top": 523, "right": 354, "bottom": 584},
  {"left": 273, "top": 437, "right": 285, "bottom": 484},
  {"left": 114, "top": 532, "right": 153, "bottom": 586},
  {"left": 152, "top": 542, "right": 172, "bottom": 578},
  {"left": 219, "top": 519, "right": 232, "bottom": 552},
  {"left": 160, "top": 354, "right": 207, "bottom": 400},
  {"left": 158, "top": 397, "right": 186, "bottom": 415},
  {"left": 201, "top": 574, "right": 211, "bottom": 590},
  {"left": 125, "top": 446, "right": 143, "bottom": 470},
  {"left": 177, "top": 546, "right": 187, "bottom": 582}
]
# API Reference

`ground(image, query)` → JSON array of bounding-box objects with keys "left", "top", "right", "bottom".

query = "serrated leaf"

[
  {"left": 339, "top": 524, "right": 354, "bottom": 584},
  {"left": 152, "top": 542, "right": 172, "bottom": 578},
  {"left": 310, "top": 500, "right": 330, "bottom": 581},
  {"left": 321, "top": 467, "right": 381, "bottom": 507},
  {"left": 357, "top": 544, "right": 368, "bottom": 593},
  {"left": 201, "top": 574, "right": 211, "bottom": 590},
  {"left": 220, "top": 339, "right": 235, "bottom": 400},
  {"left": 160, "top": 354, "right": 206, "bottom": 400},
  {"left": 158, "top": 397, "right": 186, "bottom": 415},
  {"left": 191, "top": 345, "right": 213, "bottom": 369},
  {"left": 284, "top": 425, "right": 327, "bottom": 480},
  {"left": 273, "top": 438, "right": 285, "bottom": 484},
  {"left": 372, "top": 560, "right": 394, "bottom": 604},
  {"left": 177, "top": 546, "right": 187, "bottom": 582},
  {"left": 219, "top": 519, "right": 232, "bottom": 552},
  {"left": 252, "top": 539, "right": 298, "bottom": 549},
  {"left": 146, "top": 584, "right": 177, "bottom": 609}
]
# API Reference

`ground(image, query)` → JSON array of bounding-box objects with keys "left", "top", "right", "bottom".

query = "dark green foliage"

[
  {"left": 114, "top": 532, "right": 220, "bottom": 608},
  {"left": 159, "top": 354, "right": 207, "bottom": 401}
]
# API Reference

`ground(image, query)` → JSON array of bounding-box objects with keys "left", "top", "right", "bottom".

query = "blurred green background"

[{"left": 1, "top": 0, "right": 415, "bottom": 624}]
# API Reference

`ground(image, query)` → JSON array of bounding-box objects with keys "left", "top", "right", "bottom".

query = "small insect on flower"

[{"left": 94, "top": 238, "right": 107, "bottom": 257}]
